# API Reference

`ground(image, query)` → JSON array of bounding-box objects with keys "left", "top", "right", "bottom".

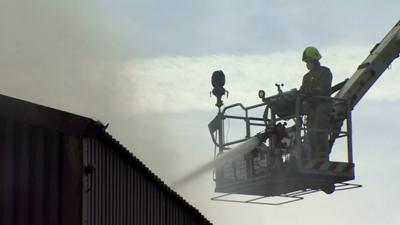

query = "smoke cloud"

[
  {"left": 0, "top": 1, "right": 124, "bottom": 112},
  {"left": 0, "top": 0, "right": 179, "bottom": 180}
]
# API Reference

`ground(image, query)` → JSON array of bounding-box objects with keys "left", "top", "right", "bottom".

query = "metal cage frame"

[{"left": 211, "top": 182, "right": 362, "bottom": 205}]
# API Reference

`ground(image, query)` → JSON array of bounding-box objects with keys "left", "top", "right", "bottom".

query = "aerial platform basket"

[
  {"left": 209, "top": 91, "right": 361, "bottom": 204},
  {"left": 215, "top": 158, "right": 355, "bottom": 197},
  {"left": 208, "top": 20, "right": 400, "bottom": 204}
]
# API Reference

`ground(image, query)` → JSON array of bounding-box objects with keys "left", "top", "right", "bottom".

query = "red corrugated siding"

[
  {"left": 32, "top": 127, "right": 45, "bottom": 225},
  {"left": 0, "top": 117, "right": 82, "bottom": 225},
  {"left": 83, "top": 138, "right": 211, "bottom": 225}
]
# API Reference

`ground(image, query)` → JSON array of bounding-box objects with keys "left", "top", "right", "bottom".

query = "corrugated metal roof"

[
  {"left": 0, "top": 94, "right": 92, "bottom": 135},
  {"left": 0, "top": 94, "right": 212, "bottom": 225}
]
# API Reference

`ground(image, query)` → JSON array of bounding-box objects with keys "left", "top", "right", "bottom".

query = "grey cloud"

[{"left": 109, "top": 0, "right": 400, "bottom": 57}]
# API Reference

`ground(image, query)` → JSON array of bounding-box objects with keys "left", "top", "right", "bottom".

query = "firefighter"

[{"left": 299, "top": 47, "right": 333, "bottom": 160}]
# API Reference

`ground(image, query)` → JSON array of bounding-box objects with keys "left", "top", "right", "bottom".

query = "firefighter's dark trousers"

[{"left": 306, "top": 103, "right": 331, "bottom": 160}]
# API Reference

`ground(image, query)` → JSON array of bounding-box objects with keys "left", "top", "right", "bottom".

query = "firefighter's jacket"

[
  {"left": 300, "top": 65, "right": 332, "bottom": 118},
  {"left": 300, "top": 65, "right": 332, "bottom": 98}
]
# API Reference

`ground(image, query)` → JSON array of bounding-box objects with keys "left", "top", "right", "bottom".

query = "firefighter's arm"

[
  {"left": 315, "top": 68, "right": 333, "bottom": 96},
  {"left": 299, "top": 75, "right": 307, "bottom": 95}
]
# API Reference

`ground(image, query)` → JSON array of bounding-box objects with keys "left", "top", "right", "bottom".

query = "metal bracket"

[
  {"left": 333, "top": 182, "right": 363, "bottom": 191},
  {"left": 84, "top": 164, "right": 95, "bottom": 192}
]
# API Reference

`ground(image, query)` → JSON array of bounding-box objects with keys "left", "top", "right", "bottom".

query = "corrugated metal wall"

[
  {"left": 0, "top": 94, "right": 211, "bottom": 225},
  {"left": 0, "top": 117, "right": 82, "bottom": 225},
  {"left": 83, "top": 138, "right": 211, "bottom": 225}
]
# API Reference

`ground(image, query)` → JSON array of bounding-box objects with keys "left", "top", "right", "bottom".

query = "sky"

[{"left": 1, "top": 0, "right": 400, "bottom": 224}]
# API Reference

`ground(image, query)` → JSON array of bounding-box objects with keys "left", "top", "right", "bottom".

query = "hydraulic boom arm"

[
  {"left": 335, "top": 20, "right": 400, "bottom": 107},
  {"left": 330, "top": 21, "right": 400, "bottom": 147}
]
